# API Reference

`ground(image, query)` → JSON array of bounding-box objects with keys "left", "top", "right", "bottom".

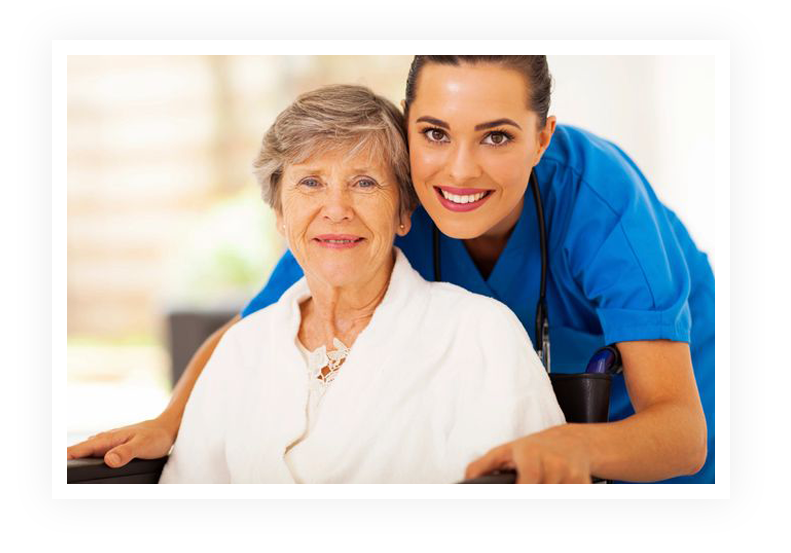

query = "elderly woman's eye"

[
  {"left": 355, "top": 178, "right": 378, "bottom": 189},
  {"left": 299, "top": 178, "right": 321, "bottom": 188}
]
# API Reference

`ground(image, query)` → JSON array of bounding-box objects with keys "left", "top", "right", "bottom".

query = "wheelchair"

[{"left": 67, "top": 372, "right": 614, "bottom": 484}]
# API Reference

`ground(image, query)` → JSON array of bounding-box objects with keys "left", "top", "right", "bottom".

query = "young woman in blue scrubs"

[{"left": 68, "top": 56, "right": 714, "bottom": 484}]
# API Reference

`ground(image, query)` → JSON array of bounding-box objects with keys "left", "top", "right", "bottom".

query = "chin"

[
  {"left": 313, "top": 265, "right": 359, "bottom": 287},
  {"left": 426, "top": 212, "right": 488, "bottom": 240}
]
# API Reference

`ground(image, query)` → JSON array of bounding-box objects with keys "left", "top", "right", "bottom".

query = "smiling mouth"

[
  {"left": 434, "top": 186, "right": 494, "bottom": 205},
  {"left": 317, "top": 238, "right": 363, "bottom": 244},
  {"left": 434, "top": 186, "right": 493, "bottom": 211},
  {"left": 313, "top": 235, "right": 366, "bottom": 249}
]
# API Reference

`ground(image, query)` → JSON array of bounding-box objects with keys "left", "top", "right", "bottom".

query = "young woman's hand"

[
  {"left": 67, "top": 416, "right": 178, "bottom": 468},
  {"left": 465, "top": 424, "right": 593, "bottom": 484}
]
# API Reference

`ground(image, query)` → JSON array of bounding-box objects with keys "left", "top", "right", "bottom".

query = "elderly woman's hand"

[
  {"left": 465, "top": 424, "right": 593, "bottom": 484},
  {"left": 67, "top": 415, "right": 177, "bottom": 468}
]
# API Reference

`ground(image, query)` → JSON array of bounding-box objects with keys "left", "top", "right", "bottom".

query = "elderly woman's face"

[{"left": 277, "top": 148, "right": 410, "bottom": 290}]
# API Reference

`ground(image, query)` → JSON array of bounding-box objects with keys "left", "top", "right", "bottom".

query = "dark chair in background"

[{"left": 166, "top": 309, "right": 237, "bottom": 385}]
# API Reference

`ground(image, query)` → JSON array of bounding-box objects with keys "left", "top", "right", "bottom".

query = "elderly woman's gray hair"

[{"left": 253, "top": 84, "right": 418, "bottom": 216}]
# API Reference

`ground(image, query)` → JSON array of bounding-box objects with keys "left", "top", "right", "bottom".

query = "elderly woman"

[{"left": 158, "top": 85, "right": 564, "bottom": 484}]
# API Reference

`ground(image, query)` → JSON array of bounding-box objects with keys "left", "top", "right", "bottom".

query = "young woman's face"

[{"left": 407, "top": 63, "right": 554, "bottom": 239}]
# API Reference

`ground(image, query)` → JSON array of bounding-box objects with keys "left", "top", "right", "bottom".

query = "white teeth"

[
  {"left": 326, "top": 239, "right": 353, "bottom": 243},
  {"left": 440, "top": 190, "right": 487, "bottom": 204}
]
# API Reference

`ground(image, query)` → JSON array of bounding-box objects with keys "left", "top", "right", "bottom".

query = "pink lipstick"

[{"left": 434, "top": 186, "right": 493, "bottom": 212}]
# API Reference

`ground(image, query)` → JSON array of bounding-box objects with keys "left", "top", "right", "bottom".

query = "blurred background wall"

[{"left": 66, "top": 55, "right": 715, "bottom": 440}]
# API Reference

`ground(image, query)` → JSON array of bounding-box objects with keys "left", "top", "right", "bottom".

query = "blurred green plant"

[{"left": 163, "top": 186, "right": 284, "bottom": 310}]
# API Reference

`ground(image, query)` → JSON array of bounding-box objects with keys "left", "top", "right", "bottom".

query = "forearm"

[
  {"left": 158, "top": 314, "right": 241, "bottom": 437},
  {"left": 572, "top": 400, "right": 707, "bottom": 482}
]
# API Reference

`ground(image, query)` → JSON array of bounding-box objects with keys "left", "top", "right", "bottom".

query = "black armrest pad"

[
  {"left": 458, "top": 470, "right": 606, "bottom": 484},
  {"left": 458, "top": 470, "right": 518, "bottom": 484},
  {"left": 67, "top": 456, "right": 169, "bottom": 484}
]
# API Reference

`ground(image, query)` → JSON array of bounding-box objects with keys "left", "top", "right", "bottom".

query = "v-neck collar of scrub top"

[{"left": 440, "top": 189, "right": 542, "bottom": 313}]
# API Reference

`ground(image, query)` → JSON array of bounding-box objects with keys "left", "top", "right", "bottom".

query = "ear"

[
  {"left": 533, "top": 115, "right": 557, "bottom": 167},
  {"left": 396, "top": 210, "right": 413, "bottom": 237}
]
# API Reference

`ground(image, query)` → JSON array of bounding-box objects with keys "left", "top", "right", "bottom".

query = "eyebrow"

[
  {"left": 415, "top": 116, "right": 522, "bottom": 132},
  {"left": 290, "top": 166, "right": 382, "bottom": 178}
]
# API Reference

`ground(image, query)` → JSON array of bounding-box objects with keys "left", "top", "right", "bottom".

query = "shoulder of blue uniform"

[
  {"left": 394, "top": 206, "right": 435, "bottom": 281},
  {"left": 397, "top": 205, "right": 433, "bottom": 241},
  {"left": 541, "top": 123, "right": 655, "bottom": 217},
  {"left": 283, "top": 249, "right": 305, "bottom": 280},
  {"left": 240, "top": 249, "right": 304, "bottom": 318}
]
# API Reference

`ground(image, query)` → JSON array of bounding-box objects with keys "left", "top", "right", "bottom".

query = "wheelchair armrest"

[
  {"left": 459, "top": 372, "right": 613, "bottom": 484},
  {"left": 67, "top": 456, "right": 169, "bottom": 484},
  {"left": 458, "top": 470, "right": 517, "bottom": 484},
  {"left": 459, "top": 470, "right": 606, "bottom": 484}
]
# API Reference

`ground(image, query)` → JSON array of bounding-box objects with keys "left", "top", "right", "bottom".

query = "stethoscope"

[{"left": 432, "top": 170, "right": 621, "bottom": 375}]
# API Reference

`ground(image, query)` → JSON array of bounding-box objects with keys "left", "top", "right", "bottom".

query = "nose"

[
  {"left": 447, "top": 143, "right": 482, "bottom": 184},
  {"left": 321, "top": 185, "right": 354, "bottom": 223}
]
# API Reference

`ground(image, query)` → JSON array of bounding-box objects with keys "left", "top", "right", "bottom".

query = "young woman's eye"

[
  {"left": 422, "top": 127, "right": 449, "bottom": 143},
  {"left": 482, "top": 131, "right": 513, "bottom": 147}
]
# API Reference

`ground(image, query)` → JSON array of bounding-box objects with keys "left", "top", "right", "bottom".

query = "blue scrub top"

[{"left": 241, "top": 125, "right": 715, "bottom": 484}]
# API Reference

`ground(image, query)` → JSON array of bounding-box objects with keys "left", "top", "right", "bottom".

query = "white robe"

[{"left": 159, "top": 249, "right": 565, "bottom": 484}]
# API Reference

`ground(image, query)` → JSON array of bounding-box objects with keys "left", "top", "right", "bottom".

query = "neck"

[{"left": 299, "top": 251, "right": 395, "bottom": 349}]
